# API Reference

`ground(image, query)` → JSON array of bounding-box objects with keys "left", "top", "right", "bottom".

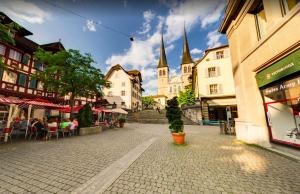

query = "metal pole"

[
  {"left": 25, "top": 105, "right": 32, "bottom": 139},
  {"left": 4, "top": 104, "right": 13, "bottom": 142}
]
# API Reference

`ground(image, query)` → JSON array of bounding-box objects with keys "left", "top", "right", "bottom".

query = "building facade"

[
  {"left": 220, "top": 0, "right": 300, "bottom": 147},
  {"left": 194, "top": 45, "right": 237, "bottom": 123},
  {"left": 157, "top": 28, "right": 194, "bottom": 100},
  {"left": 103, "top": 64, "right": 143, "bottom": 111}
]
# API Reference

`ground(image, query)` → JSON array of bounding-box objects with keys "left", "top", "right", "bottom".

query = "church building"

[{"left": 157, "top": 28, "right": 194, "bottom": 101}]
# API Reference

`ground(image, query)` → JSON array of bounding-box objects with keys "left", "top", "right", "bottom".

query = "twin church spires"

[{"left": 157, "top": 27, "right": 193, "bottom": 69}]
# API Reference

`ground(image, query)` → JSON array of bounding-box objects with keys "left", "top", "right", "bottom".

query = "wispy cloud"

[
  {"left": 0, "top": 0, "right": 51, "bottom": 24},
  {"left": 191, "top": 48, "right": 203, "bottom": 55},
  {"left": 84, "top": 19, "right": 97, "bottom": 32},
  {"left": 207, "top": 29, "right": 222, "bottom": 48},
  {"left": 138, "top": 10, "right": 155, "bottom": 35}
]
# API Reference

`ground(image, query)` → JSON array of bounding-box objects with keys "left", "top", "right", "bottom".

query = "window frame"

[
  {"left": 17, "top": 73, "right": 27, "bottom": 87},
  {"left": 9, "top": 49, "right": 22, "bottom": 62},
  {"left": 0, "top": 44, "right": 6, "bottom": 56},
  {"left": 208, "top": 67, "right": 217, "bottom": 78},
  {"left": 209, "top": 84, "right": 218, "bottom": 95}
]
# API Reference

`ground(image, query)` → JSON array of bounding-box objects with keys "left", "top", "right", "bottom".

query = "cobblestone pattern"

[
  {"left": 0, "top": 127, "right": 152, "bottom": 194},
  {"left": 104, "top": 124, "right": 300, "bottom": 194}
]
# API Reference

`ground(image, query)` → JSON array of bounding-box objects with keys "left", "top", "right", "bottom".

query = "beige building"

[
  {"left": 219, "top": 0, "right": 300, "bottom": 148},
  {"left": 145, "top": 95, "right": 168, "bottom": 109},
  {"left": 103, "top": 65, "right": 143, "bottom": 111},
  {"left": 157, "top": 28, "right": 194, "bottom": 100},
  {"left": 194, "top": 45, "right": 237, "bottom": 124}
]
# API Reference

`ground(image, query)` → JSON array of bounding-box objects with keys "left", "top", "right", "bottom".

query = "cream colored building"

[
  {"left": 219, "top": 0, "right": 300, "bottom": 148},
  {"left": 157, "top": 28, "right": 194, "bottom": 100},
  {"left": 194, "top": 45, "right": 237, "bottom": 123},
  {"left": 103, "top": 65, "right": 143, "bottom": 111}
]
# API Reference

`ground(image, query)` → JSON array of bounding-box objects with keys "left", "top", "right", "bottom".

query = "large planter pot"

[
  {"left": 79, "top": 126, "right": 102, "bottom": 136},
  {"left": 172, "top": 133, "right": 185, "bottom": 145},
  {"left": 119, "top": 121, "right": 125, "bottom": 128}
]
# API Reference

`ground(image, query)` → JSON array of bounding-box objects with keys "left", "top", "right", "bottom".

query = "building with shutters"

[
  {"left": 191, "top": 45, "right": 237, "bottom": 124},
  {"left": 157, "top": 27, "right": 194, "bottom": 102},
  {"left": 103, "top": 64, "right": 143, "bottom": 111},
  {"left": 219, "top": 0, "right": 300, "bottom": 148}
]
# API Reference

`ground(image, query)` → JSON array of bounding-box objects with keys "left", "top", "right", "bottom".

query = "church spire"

[
  {"left": 157, "top": 34, "right": 168, "bottom": 68},
  {"left": 181, "top": 26, "right": 193, "bottom": 64}
]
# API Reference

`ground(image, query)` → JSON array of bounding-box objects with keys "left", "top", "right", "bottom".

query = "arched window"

[
  {"left": 184, "top": 66, "right": 187, "bottom": 73},
  {"left": 159, "top": 70, "right": 162, "bottom": 76},
  {"left": 188, "top": 66, "right": 191, "bottom": 73},
  {"left": 163, "top": 69, "right": 166, "bottom": 76}
]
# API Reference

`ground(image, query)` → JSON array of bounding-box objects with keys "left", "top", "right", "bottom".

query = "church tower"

[
  {"left": 181, "top": 27, "right": 194, "bottom": 89},
  {"left": 157, "top": 35, "right": 169, "bottom": 96}
]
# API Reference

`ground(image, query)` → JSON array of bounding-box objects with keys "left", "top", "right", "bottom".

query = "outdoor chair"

[
  {"left": 47, "top": 127, "right": 59, "bottom": 140},
  {"left": 28, "top": 126, "right": 38, "bottom": 140},
  {"left": 0, "top": 127, "right": 14, "bottom": 143},
  {"left": 60, "top": 125, "right": 72, "bottom": 138}
]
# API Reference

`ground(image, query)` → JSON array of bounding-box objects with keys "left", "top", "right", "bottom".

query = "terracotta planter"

[
  {"left": 119, "top": 122, "right": 125, "bottom": 128},
  {"left": 172, "top": 133, "right": 185, "bottom": 145}
]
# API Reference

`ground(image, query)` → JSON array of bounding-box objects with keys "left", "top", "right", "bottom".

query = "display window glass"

[{"left": 262, "top": 76, "right": 300, "bottom": 147}]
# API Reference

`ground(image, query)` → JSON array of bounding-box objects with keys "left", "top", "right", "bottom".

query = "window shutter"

[
  {"left": 22, "top": 54, "right": 30, "bottom": 65},
  {"left": 219, "top": 84, "right": 223, "bottom": 94},
  {"left": 205, "top": 68, "right": 208, "bottom": 78},
  {"left": 29, "top": 79, "right": 37, "bottom": 89},
  {"left": 217, "top": 66, "right": 221, "bottom": 76}
]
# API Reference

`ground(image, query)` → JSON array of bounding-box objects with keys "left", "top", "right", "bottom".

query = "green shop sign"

[{"left": 256, "top": 48, "right": 300, "bottom": 87}]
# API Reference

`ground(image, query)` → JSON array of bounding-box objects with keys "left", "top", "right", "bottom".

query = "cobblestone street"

[{"left": 1, "top": 123, "right": 300, "bottom": 194}]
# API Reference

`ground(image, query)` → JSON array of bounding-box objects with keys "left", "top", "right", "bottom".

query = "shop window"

[
  {"left": 216, "top": 51, "right": 224, "bottom": 59},
  {"left": 0, "top": 44, "right": 6, "bottom": 55},
  {"left": 22, "top": 54, "right": 30, "bottom": 65},
  {"left": 208, "top": 67, "right": 216, "bottom": 77},
  {"left": 121, "top": 90, "right": 126, "bottom": 96},
  {"left": 281, "top": 0, "right": 300, "bottom": 15},
  {"left": 209, "top": 84, "right": 218, "bottom": 94},
  {"left": 262, "top": 76, "right": 300, "bottom": 147},
  {"left": 29, "top": 78, "right": 37, "bottom": 89},
  {"left": 3, "top": 70, "right": 17, "bottom": 84},
  {"left": 18, "top": 73, "right": 27, "bottom": 87},
  {"left": 253, "top": 1, "right": 267, "bottom": 40},
  {"left": 9, "top": 49, "right": 22, "bottom": 62}
]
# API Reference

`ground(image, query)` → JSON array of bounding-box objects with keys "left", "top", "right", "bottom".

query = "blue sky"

[{"left": 0, "top": 0, "right": 227, "bottom": 95}]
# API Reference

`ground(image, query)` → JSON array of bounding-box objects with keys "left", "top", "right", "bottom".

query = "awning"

[
  {"left": 19, "top": 99, "right": 66, "bottom": 109},
  {"left": 0, "top": 97, "right": 23, "bottom": 105},
  {"left": 59, "top": 106, "right": 83, "bottom": 113},
  {"left": 207, "top": 98, "right": 237, "bottom": 106},
  {"left": 112, "top": 108, "right": 128, "bottom": 114}
]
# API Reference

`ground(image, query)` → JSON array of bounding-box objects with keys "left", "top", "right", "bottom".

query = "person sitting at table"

[
  {"left": 47, "top": 118, "right": 58, "bottom": 128},
  {"left": 32, "top": 118, "right": 46, "bottom": 138},
  {"left": 60, "top": 118, "right": 71, "bottom": 129},
  {"left": 70, "top": 118, "right": 78, "bottom": 135}
]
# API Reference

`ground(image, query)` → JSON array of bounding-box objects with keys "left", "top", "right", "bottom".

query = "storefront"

[{"left": 256, "top": 49, "right": 300, "bottom": 148}]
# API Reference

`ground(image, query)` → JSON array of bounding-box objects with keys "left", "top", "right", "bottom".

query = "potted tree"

[
  {"left": 166, "top": 97, "right": 185, "bottom": 144},
  {"left": 118, "top": 115, "right": 126, "bottom": 128}
]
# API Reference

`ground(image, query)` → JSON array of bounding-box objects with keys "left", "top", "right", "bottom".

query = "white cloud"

[
  {"left": 84, "top": 20, "right": 97, "bottom": 32},
  {"left": 207, "top": 29, "right": 222, "bottom": 48},
  {"left": 190, "top": 48, "right": 203, "bottom": 55},
  {"left": 0, "top": 0, "right": 50, "bottom": 24},
  {"left": 106, "top": 0, "right": 225, "bottom": 95},
  {"left": 139, "top": 10, "right": 155, "bottom": 35}
]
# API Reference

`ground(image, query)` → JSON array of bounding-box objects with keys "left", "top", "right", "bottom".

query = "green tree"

[
  {"left": 77, "top": 103, "right": 93, "bottom": 128},
  {"left": 165, "top": 97, "right": 183, "bottom": 133},
  {"left": 177, "top": 87, "right": 196, "bottom": 105},
  {"left": 33, "top": 49, "right": 107, "bottom": 118},
  {"left": 142, "top": 96, "right": 156, "bottom": 109}
]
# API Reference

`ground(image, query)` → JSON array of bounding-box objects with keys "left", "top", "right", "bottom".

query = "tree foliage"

[
  {"left": 77, "top": 103, "right": 93, "bottom": 128},
  {"left": 33, "top": 49, "right": 107, "bottom": 118},
  {"left": 177, "top": 87, "right": 196, "bottom": 105},
  {"left": 165, "top": 97, "right": 183, "bottom": 133},
  {"left": 142, "top": 96, "right": 156, "bottom": 109}
]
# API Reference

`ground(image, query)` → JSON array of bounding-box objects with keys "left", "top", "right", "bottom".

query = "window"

[
  {"left": 209, "top": 84, "right": 218, "bottom": 95},
  {"left": 163, "top": 69, "right": 166, "bottom": 76},
  {"left": 22, "top": 54, "right": 30, "bottom": 65},
  {"left": 29, "top": 79, "right": 37, "bottom": 89},
  {"left": 108, "top": 91, "right": 113, "bottom": 96},
  {"left": 37, "top": 81, "right": 44, "bottom": 90},
  {"left": 122, "top": 82, "right": 125, "bottom": 87},
  {"left": 3, "top": 71, "right": 17, "bottom": 84},
  {"left": 184, "top": 66, "right": 187, "bottom": 73},
  {"left": 188, "top": 66, "right": 191, "bottom": 73},
  {"left": 159, "top": 70, "right": 162, "bottom": 76},
  {"left": 121, "top": 90, "right": 126, "bottom": 96},
  {"left": 121, "top": 102, "right": 125, "bottom": 106},
  {"left": 208, "top": 67, "right": 216, "bottom": 77},
  {"left": 0, "top": 44, "right": 6, "bottom": 55},
  {"left": 34, "top": 61, "right": 43, "bottom": 71},
  {"left": 18, "top": 73, "right": 27, "bottom": 87},
  {"left": 254, "top": 2, "right": 267, "bottom": 40},
  {"left": 9, "top": 49, "right": 22, "bottom": 62},
  {"left": 169, "top": 87, "right": 172, "bottom": 93},
  {"left": 281, "top": 0, "right": 300, "bottom": 14},
  {"left": 216, "top": 51, "right": 224, "bottom": 59}
]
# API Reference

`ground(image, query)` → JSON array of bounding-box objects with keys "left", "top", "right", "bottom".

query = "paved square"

[{"left": 0, "top": 123, "right": 300, "bottom": 194}]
